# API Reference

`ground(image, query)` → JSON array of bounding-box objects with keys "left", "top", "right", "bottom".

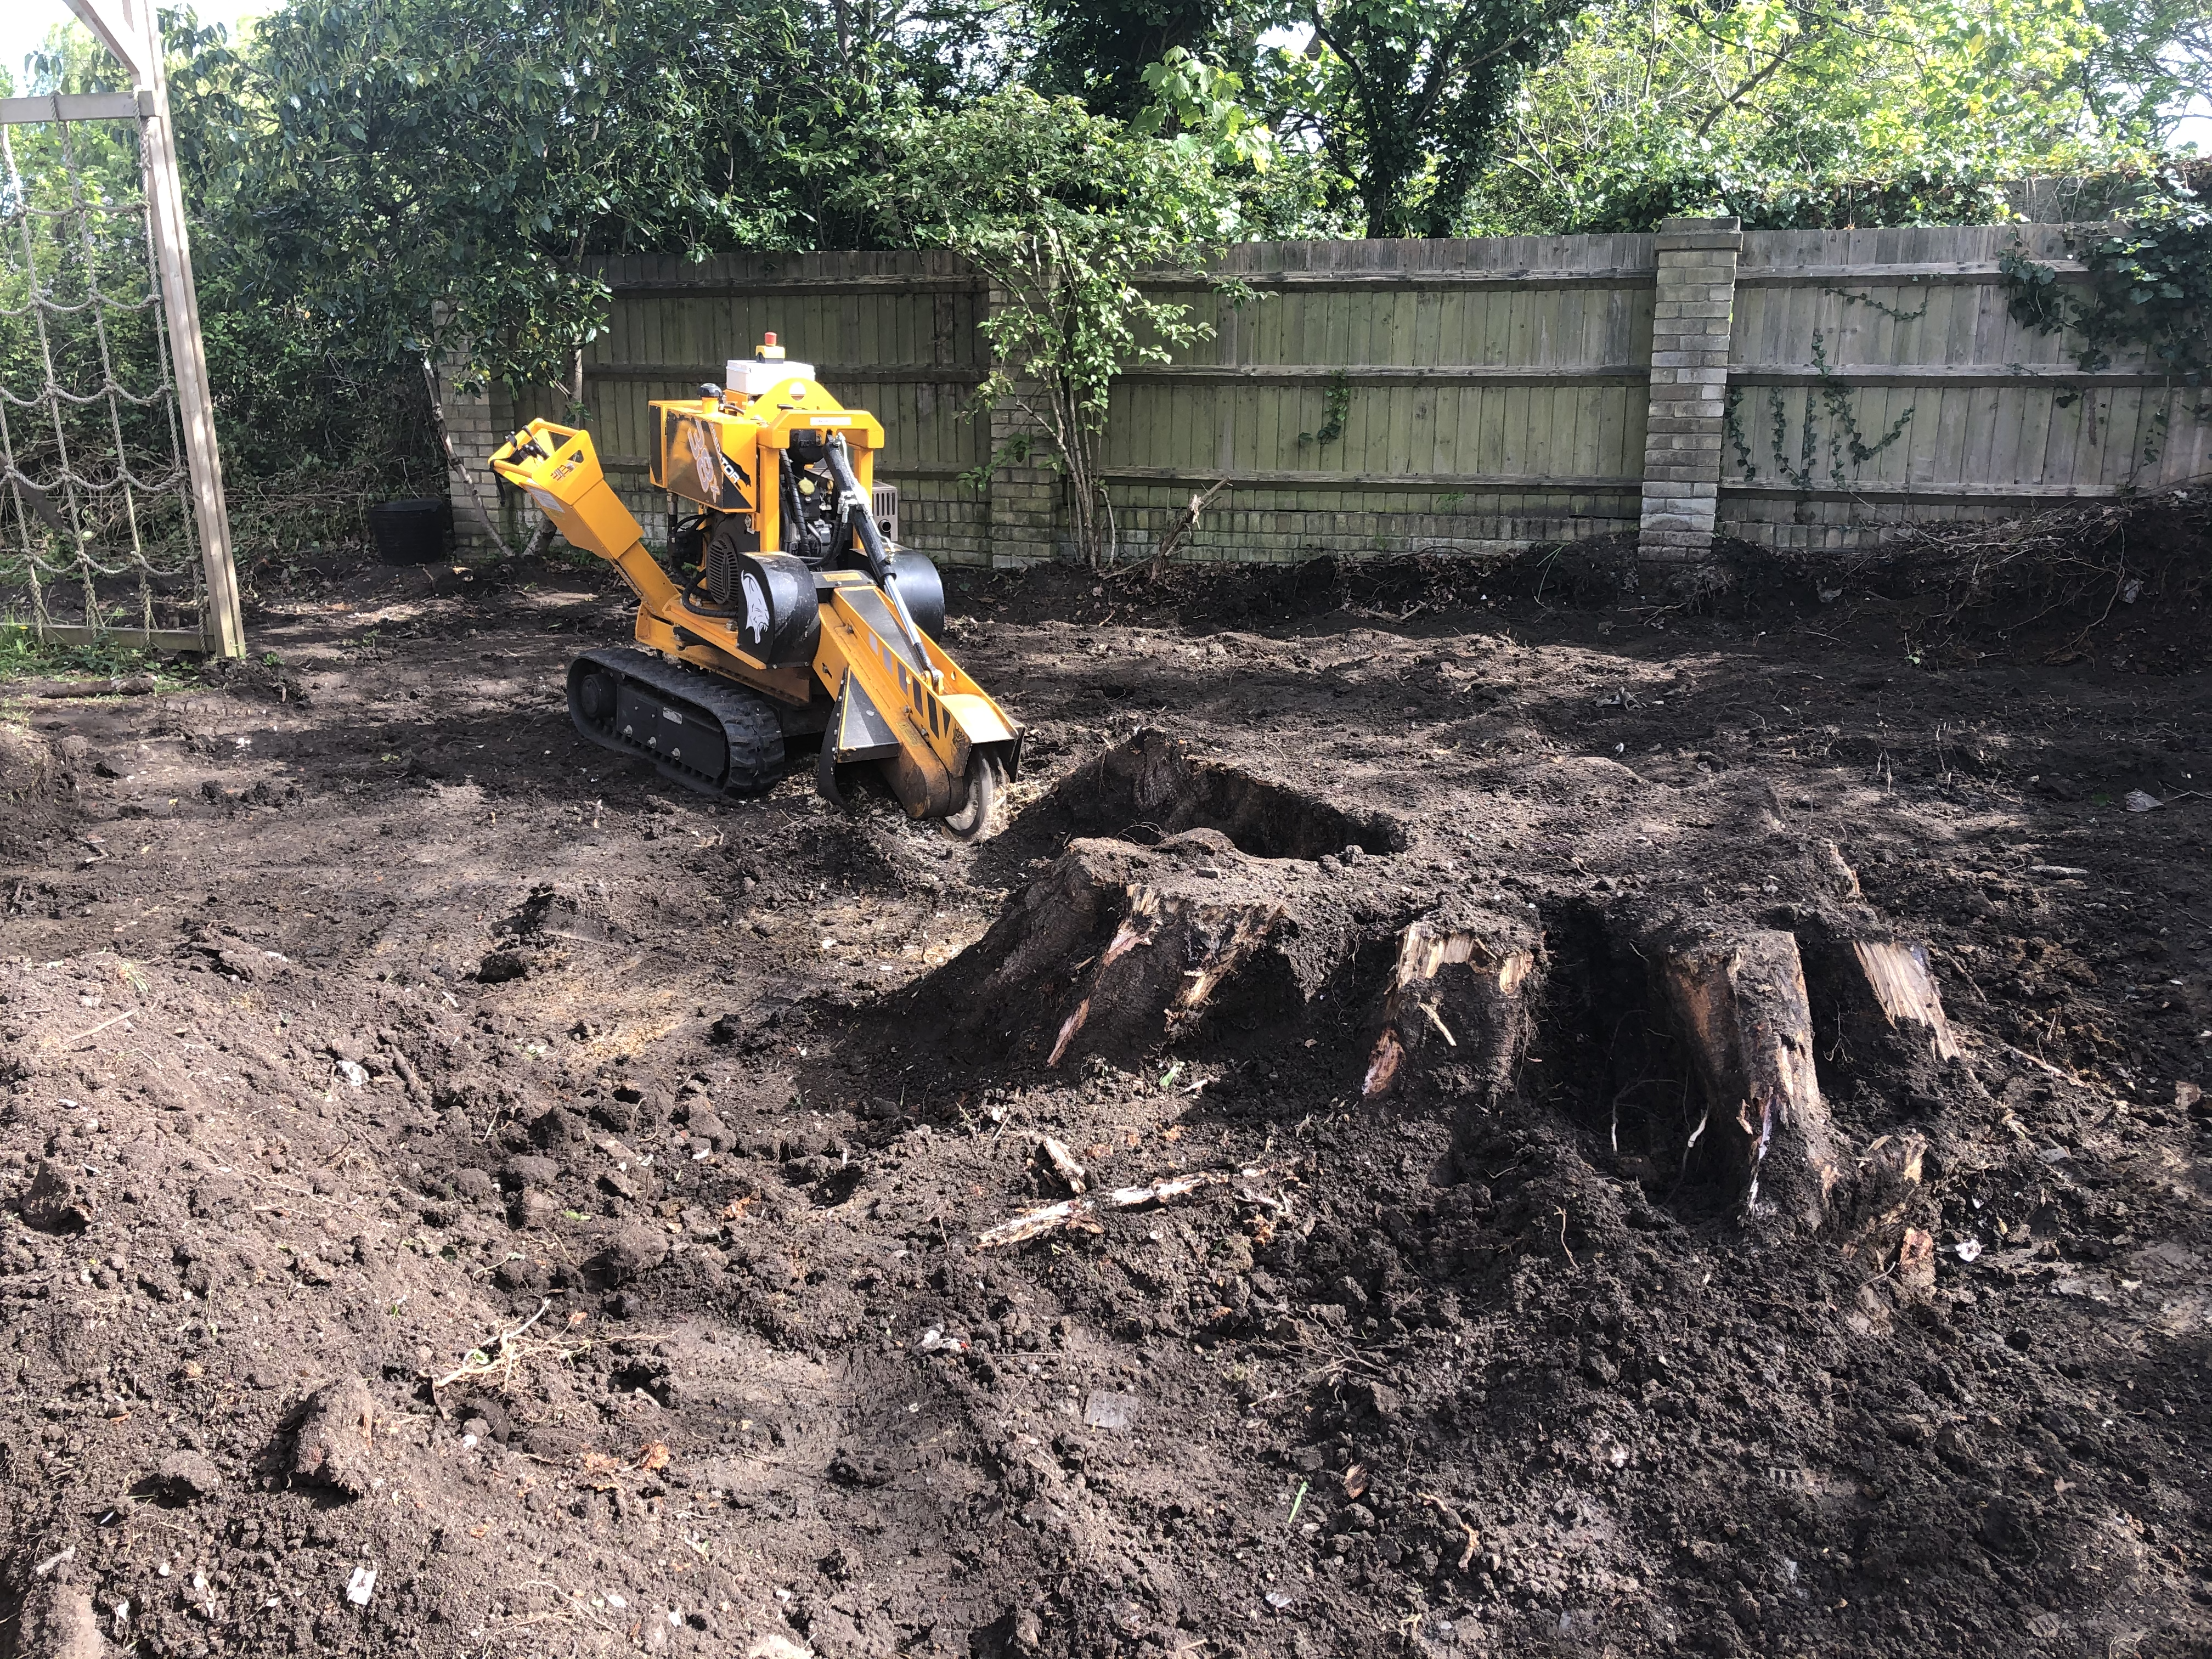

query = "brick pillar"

[
  {"left": 983, "top": 284, "right": 1063, "bottom": 566},
  {"left": 433, "top": 357, "right": 515, "bottom": 554},
  {"left": 1637, "top": 216, "right": 1742, "bottom": 584}
]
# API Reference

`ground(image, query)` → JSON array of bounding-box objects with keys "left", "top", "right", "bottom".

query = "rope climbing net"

[{"left": 1, "top": 97, "right": 204, "bottom": 640}]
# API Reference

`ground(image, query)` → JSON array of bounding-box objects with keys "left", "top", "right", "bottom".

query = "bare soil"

[{"left": 1, "top": 523, "right": 2208, "bottom": 1659}]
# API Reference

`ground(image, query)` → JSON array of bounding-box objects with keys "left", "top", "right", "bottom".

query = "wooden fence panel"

[
  {"left": 451, "top": 223, "right": 2207, "bottom": 562},
  {"left": 1716, "top": 224, "right": 2207, "bottom": 549}
]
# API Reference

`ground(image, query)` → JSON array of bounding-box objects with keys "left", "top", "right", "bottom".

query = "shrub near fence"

[{"left": 441, "top": 221, "right": 2212, "bottom": 572}]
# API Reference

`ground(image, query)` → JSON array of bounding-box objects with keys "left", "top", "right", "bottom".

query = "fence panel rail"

[{"left": 442, "top": 221, "right": 2208, "bottom": 566}]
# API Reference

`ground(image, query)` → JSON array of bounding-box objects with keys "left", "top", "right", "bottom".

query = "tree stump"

[
  {"left": 917, "top": 829, "right": 1355, "bottom": 1070},
  {"left": 1362, "top": 911, "right": 1541, "bottom": 1104},
  {"left": 1656, "top": 928, "right": 1839, "bottom": 1229}
]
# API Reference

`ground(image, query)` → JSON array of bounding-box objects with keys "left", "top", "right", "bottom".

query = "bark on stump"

[
  {"left": 1656, "top": 928, "right": 1840, "bottom": 1229},
  {"left": 1362, "top": 911, "right": 1542, "bottom": 1104}
]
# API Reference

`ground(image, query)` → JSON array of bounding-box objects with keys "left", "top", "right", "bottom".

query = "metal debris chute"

[{"left": 0, "top": 0, "right": 242, "bottom": 656}]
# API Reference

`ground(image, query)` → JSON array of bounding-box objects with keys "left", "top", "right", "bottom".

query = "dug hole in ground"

[{"left": 0, "top": 503, "right": 2208, "bottom": 1659}]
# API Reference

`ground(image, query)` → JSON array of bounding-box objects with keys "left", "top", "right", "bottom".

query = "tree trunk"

[
  {"left": 1656, "top": 928, "right": 1840, "bottom": 1229},
  {"left": 420, "top": 357, "right": 512, "bottom": 558}
]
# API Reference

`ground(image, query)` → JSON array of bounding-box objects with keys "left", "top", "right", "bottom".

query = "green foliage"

[
  {"left": 1135, "top": 47, "right": 1276, "bottom": 173},
  {"left": 2078, "top": 0, "right": 2211, "bottom": 150},
  {"left": 2001, "top": 169, "right": 2212, "bottom": 385},
  {"left": 1299, "top": 369, "right": 1351, "bottom": 443},
  {"left": 1034, "top": 0, "right": 1228, "bottom": 121},
  {"left": 0, "top": 627, "right": 186, "bottom": 687},
  {"left": 1726, "top": 328, "right": 1916, "bottom": 490},
  {"left": 18, "top": 0, "right": 2204, "bottom": 582},
  {"left": 171, "top": 0, "right": 1007, "bottom": 402},
  {"left": 1464, "top": 0, "right": 2153, "bottom": 235},
  {"left": 859, "top": 86, "right": 1241, "bottom": 565},
  {"left": 1262, "top": 0, "right": 1579, "bottom": 238}
]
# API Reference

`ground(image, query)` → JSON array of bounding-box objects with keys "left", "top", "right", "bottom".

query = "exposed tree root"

[{"left": 1652, "top": 926, "right": 1839, "bottom": 1230}]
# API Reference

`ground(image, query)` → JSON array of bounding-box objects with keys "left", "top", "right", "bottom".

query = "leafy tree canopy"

[
  {"left": 854, "top": 84, "right": 1242, "bottom": 562},
  {"left": 1462, "top": 0, "right": 2172, "bottom": 234},
  {"left": 168, "top": 0, "right": 1009, "bottom": 394},
  {"left": 1260, "top": 0, "right": 1583, "bottom": 238}
]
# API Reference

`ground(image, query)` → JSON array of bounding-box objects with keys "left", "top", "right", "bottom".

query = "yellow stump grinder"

[{"left": 489, "top": 334, "right": 1022, "bottom": 840}]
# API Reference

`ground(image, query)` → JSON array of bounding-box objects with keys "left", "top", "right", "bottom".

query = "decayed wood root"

[
  {"left": 1794, "top": 924, "right": 1975, "bottom": 1109},
  {"left": 1362, "top": 912, "right": 1541, "bottom": 1102},
  {"left": 1658, "top": 928, "right": 1841, "bottom": 1229},
  {"left": 1833, "top": 1130, "right": 1940, "bottom": 1290},
  {"left": 915, "top": 830, "right": 1352, "bottom": 1068},
  {"left": 1848, "top": 940, "right": 1958, "bottom": 1062},
  {"left": 978, "top": 1165, "right": 1276, "bottom": 1248},
  {"left": 1047, "top": 878, "right": 1285, "bottom": 1066}
]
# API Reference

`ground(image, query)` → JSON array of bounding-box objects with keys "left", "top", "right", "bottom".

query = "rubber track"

[{"left": 568, "top": 646, "right": 787, "bottom": 798}]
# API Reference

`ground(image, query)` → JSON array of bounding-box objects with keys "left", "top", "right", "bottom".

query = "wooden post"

[{"left": 65, "top": 0, "right": 245, "bottom": 658}]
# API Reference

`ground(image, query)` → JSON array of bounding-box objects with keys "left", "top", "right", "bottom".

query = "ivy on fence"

[
  {"left": 1999, "top": 173, "right": 2212, "bottom": 388},
  {"left": 1725, "top": 327, "right": 1915, "bottom": 493}
]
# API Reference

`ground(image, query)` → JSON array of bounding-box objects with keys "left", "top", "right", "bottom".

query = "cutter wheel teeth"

[
  {"left": 565, "top": 647, "right": 785, "bottom": 798},
  {"left": 942, "top": 753, "right": 1007, "bottom": 844}
]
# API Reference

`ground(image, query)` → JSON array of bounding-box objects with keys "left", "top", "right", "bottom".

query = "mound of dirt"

[{"left": 0, "top": 545, "right": 2207, "bottom": 1659}]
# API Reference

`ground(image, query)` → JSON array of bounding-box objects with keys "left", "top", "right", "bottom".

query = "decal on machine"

[
  {"left": 872, "top": 634, "right": 946, "bottom": 741},
  {"left": 740, "top": 571, "right": 769, "bottom": 644},
  {"left": 685, "top": 422, "right": 719, "bottom": 501}
]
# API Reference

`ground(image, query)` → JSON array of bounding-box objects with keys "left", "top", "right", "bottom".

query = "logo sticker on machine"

[
  {"left": 740, "top": 572, "right": 768, "bottom": 644},
  {"left": 527, "top": 487, "right": 562, "bottom": 518},
  {"left": 685, "top": 422, "right": 719, "bottom": 500},
  {"left": 808, "top": 415, "right": 851, "bottom": 427}
]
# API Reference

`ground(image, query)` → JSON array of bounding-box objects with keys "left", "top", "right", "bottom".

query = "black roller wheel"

[{"left": 576, "top": 669, "right": 617, "bottom": 721}]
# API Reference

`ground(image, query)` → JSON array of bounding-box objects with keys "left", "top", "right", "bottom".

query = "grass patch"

[{"left": 0, "top": 626, "right": 194, "bottom": 690}]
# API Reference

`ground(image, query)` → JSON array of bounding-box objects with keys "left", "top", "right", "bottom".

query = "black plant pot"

[{"left": 367, "top": 497, "right": 453, "bottom": 564}]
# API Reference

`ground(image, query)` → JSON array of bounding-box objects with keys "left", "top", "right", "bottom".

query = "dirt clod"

[
  {"left": 15, "top": 1581, "right": 105, "bottom": 1659},
  {"left": 152, "top": 1448, "right": 223, "bottom": 1501},
  {"left": 288, "top": 1376, "right": 377, "bottom": 1498},
  {"left": 583, "top": 1224, "right": 668, "bottom": 1287},
  {"left": 19, "top": 1157, "right": 93, "bottom": 1233}
]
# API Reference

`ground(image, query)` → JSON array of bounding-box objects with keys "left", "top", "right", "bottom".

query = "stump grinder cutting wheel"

[{"left": 490, "top": 335, "right": 1022, "bottom": 840}]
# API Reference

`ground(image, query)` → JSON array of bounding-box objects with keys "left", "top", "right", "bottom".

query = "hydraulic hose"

[{"left": 826, "top": 433, "right": 940, "bottom": 689}]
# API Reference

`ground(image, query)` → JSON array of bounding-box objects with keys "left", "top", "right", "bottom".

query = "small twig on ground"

[
  {"left": 50, "top": 1009, "right": 135, "bottom": 1049},
  {"left": 1418, "top": 1491, "right": 1482, "bottom": 1570},
  {"left": 431, "top": 1298, "right": 571, "bottom": 1397},
  {"left": 978, "top": 1165, "right": 1274, "bottom": 1248}
]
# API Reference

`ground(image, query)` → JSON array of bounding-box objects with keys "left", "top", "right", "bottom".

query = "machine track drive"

[{"left": 567, "top": 647, "right": 786, "bottom": 797}]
